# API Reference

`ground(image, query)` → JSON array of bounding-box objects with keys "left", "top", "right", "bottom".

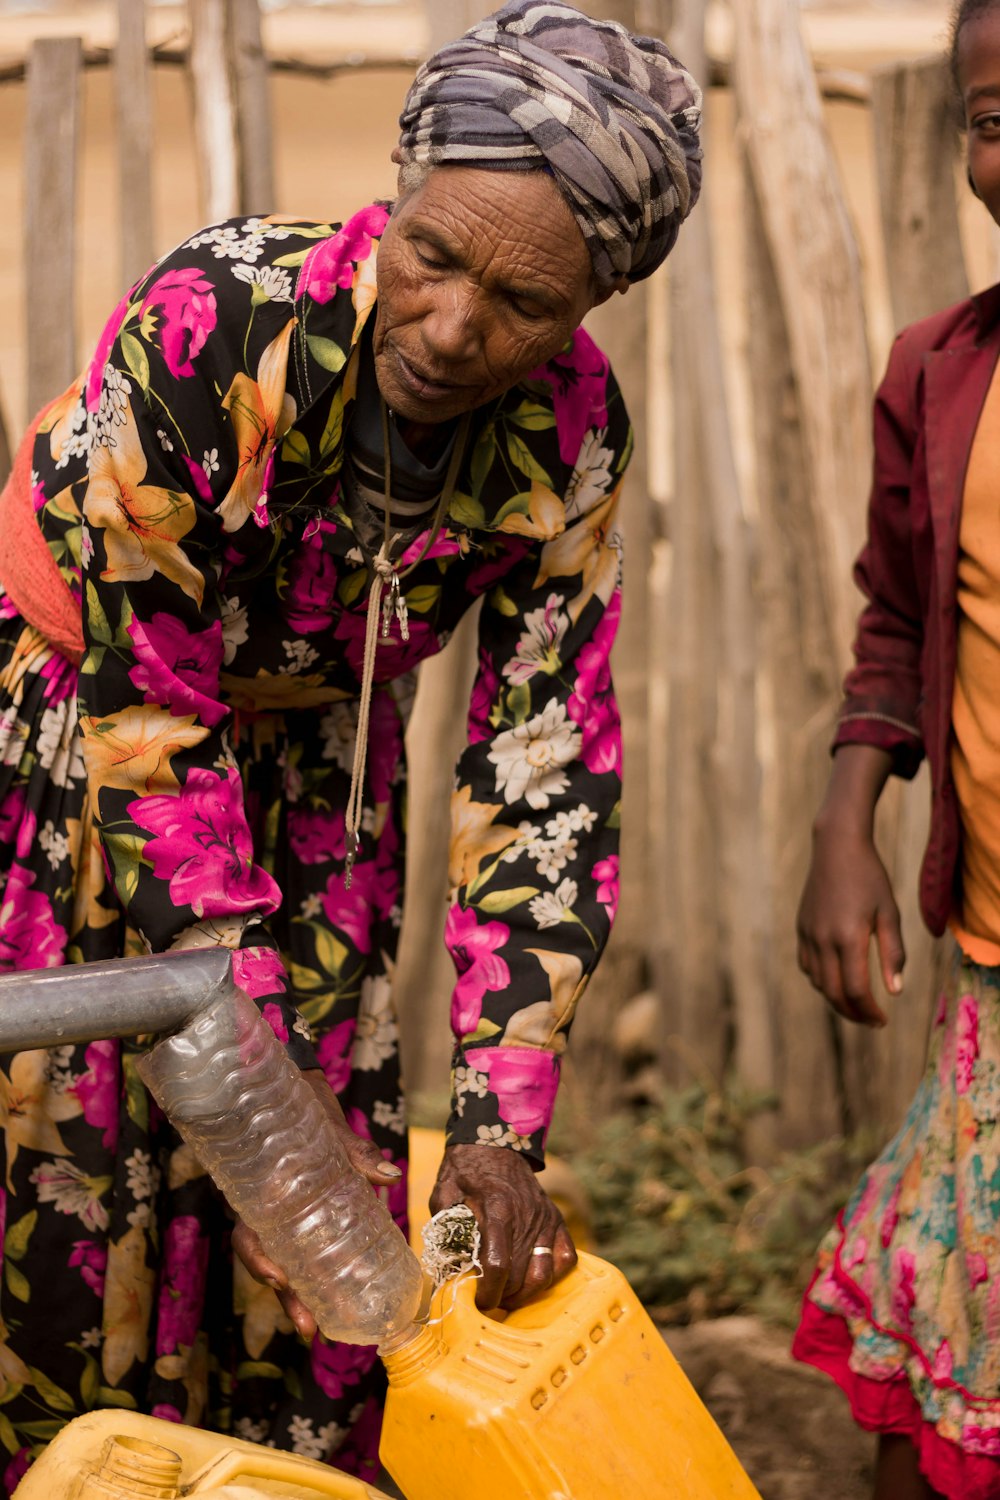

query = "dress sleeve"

[
  {"left": 833, "top": 328, "right": 926, "bottom": 778},
  {"left": 76, "top": 233, "right": 316, "bottom": 1066},
  {"left": 444, "top": 379, "right": 631, "bottom": 1166}
]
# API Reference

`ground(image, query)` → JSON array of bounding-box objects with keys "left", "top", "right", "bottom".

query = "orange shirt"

[{"left": 952, "top": 355, "right": 1000, "bottom": 964}]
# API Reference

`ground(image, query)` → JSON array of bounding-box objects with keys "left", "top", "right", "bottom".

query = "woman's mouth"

[{"left": 392, "top": 347, "right": 465, "bottom": 402}]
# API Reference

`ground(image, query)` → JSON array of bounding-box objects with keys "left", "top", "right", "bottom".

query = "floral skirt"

[
  {"left": 794, "top": 940, "right": 1000, "bottom": 1499},
  {"left": 0, "top": 599, "right": 410, "bottom": 1495}
]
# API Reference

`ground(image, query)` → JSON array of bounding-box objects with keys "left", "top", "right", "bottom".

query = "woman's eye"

[
  {"left": 973, "top": 112, "right": 1000, "bottom": 135},
  {"left": 510, "top": 296, "right": 547, "bottom": 322},
  {"left": 413, "top": 242, "right": 448, "bottom": 269}
]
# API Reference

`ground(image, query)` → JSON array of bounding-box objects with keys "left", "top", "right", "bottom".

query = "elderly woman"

[{"left": 0, "top": 0, "right": 700, "bottom": 1487}]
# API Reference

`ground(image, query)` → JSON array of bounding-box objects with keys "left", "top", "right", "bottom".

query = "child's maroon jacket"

[{"left": 835, "top": 284, "right": 1000, "bottom": 936}]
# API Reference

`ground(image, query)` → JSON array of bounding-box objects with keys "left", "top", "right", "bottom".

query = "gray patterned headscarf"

[{"left": 397, "top": 0, "right": 702, "bottom": 285}]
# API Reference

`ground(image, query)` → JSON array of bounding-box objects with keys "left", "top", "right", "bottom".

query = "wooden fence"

[{"left": 0, "top": 0, "right": 977, "bottom": 1156}]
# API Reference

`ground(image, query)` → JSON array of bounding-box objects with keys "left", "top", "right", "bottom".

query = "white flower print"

[
  {"left": 53, "top": 396, "right": 88, "bottom": 469},
  {"left": 127, "top": 1201, "right": 152, "bottom": 1230},
  {"left": 488, "top": 700, "right": 582, "bottom": 810},
  {"left": 372, "top": 1098, "right": 406, "bottom": 1135},
  {"left": 565, "top": 428, "right": 615, "bottom": 521},
  {"left": 352, "top": 974, "right": 399, "bottom": 1072},
  {"left": 319, "top": 704, "right": 357, "bottom": 771},
  {"left": 235, "top": 1416, "right": 270, "bottom": 1444},
  {"left": 475, "top": 1124, "right": 531, "bottom": 1150},
  {"left": 453, "top": 1066, "right": 489, "bottom": 1118},
  {"left": 220, "top": 595, "right": 249, "bottom": 665},
  {"left": 547, "top": 805, "right": 597, "bottom": 836},
  {"left": 44, "top": 1045, "right": 76, "bottom": 1095},
  {"left": 35, "top": 702, "right": 86, "bottom": 787},
  {"left": 534, "top": 832, "right": 577, "bottom": 883},
  {"left": 202, "top": 447, "right": 220, "bottom": 478},
  {"left": 300, "top": 892, "right": 323, "bottom": 919},
  {"left": 318, "top": 1420, "right": 347, "bottom": 1457},
  {"left": 231, "top": 262, "right": 294, "bottom": 303},
  {"left": 500, "top": 821, "right": 543, "bottom": 864},
  {"left": 80, "top": 1326, "right": 102, "bottom": 1350},
  {"left": 125, "top": 1147, "right": 158, "bottom": 1202},
  {"left": 29, "top": 1160, "right": 110, "bottom": 1231},
  {"left": 0, "top": 706, "right": 29, "bottom": 769},
  {"left": 293, "top": 1014, "right": 313, "bottom": 1042},
  {"left": 89, "top": 363, "right": 132, "bottom": 449},
  {"left": 502, "top": 593, "right": 569, "bottom": 685},
  {"left": 283, "top": 639, "right": 319, "bottom": 673},
  {"left": 287, "top": 1414, "right": 325, "bottom": 1459},
  {"left": 156, "top": 427, "right": 174, "bottom": 453},
  {"left": 529, "top": 877, "right": 579, "bottom": 930},
  {"left": 38, "top": 819, "right": 71, "bottom": 870}
]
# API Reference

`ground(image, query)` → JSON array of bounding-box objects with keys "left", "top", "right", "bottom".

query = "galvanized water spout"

[{"left": 0, "top": 949, "right": 238, "bottom": 1055}]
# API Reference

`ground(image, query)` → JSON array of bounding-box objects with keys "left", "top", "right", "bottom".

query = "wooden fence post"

[
  {"left": 872, "top": 55, "right": 968, "bottom": 330},
  {"left": 25, "top": 37, "right": 83, "bottom": 415},
  {"left": 116, "top": 0, "right": 155, "bottom": 289},
  {"left": 187, "top": 0, "right": 240, "bottom": 224},
  {"left": 229, "top": 0, "right": 275, "bottom": 214},
  {"left": 424, "top": 2, "right": 489, "bottom": 52}
]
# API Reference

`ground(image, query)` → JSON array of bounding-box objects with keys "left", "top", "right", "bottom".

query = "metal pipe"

[{"left": 0, "top": 949, "right": 237, "bottom": 1055}]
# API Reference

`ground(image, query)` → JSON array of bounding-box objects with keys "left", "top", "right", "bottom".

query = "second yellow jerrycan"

[{"left": 379, "top": 1250, "right": 761, "bottom": 1500}]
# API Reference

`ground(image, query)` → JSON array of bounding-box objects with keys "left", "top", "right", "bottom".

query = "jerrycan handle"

[
  {"left": 449, "top": 1250, "right": 596, "bottom": 1327},
  {"left": 186, "top": 1447, "right": 375, "bottom": 1498}
]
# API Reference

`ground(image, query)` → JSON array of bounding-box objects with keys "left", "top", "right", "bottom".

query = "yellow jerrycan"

[
  {"left": 379, "top": 1250, "right": 761, "bottom": 1500},
  {"left": 13, "top": 1409, "right": 392, "bottom": 1500}
]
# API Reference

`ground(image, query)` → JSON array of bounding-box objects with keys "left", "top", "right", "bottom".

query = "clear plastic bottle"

[{"left": 136, "top": 986, "right": 423, "bottom": 1349}]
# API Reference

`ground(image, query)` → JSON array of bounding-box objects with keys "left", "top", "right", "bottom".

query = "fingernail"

[
  {"left": 379, "top": 1164, "right": 402, "bottom": 1178},
  {"left": 892, "top": 974, "right": 903, "bottom": 994}
]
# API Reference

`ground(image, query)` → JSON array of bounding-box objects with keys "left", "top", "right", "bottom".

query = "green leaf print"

[
  {"left": 123, "top": 1054, "right": 150, "bottom": 1132},
  {"left": 120, "top": 332, "right": 151, "bottom": 394},
  {"left": 282, "top": 429, "right": 311, "bottom": 467},
  {"left": 272, "top": 248, "right": 312, "bottom": 268},
  {"left": 27, "top": 1368, "right": 75, "bottom": 1414},
  {"left": 476, "top": 887, "right": 540, "bottom": 914},
  {"left": 489, "top": 587, "right": 519, "bottom": 619},
  {"left": 338, "top": 569, "right": 367, "bottom": 607},
  {"left": 4, "top": 1262, "right": 28, "bottom": 1303},
  {"left": 405, "top": 584, "right": 441, "bottom": 615},
  {"left": 506, "top": 401, "right": 557, "bottom": 432},
  {"left": 236, "top": 1361, "right": 284, "bottom": 1381},
  {"left": 79, "top": 647, "right": 107, "bottom": 676},
  {"left": 306, "top": 336, "right": 347, "bottom": 374},
  {"left": 506, "top": 682, "right": 532, "bottom": 726},
  {"left": 466, "top": 1018, "right": 502, "bottom": 1044},
  {"left": 449, "top": 492, "right": 485, "bottom": 529},
  {"left": 86, "top": 582, "right": 113, "bottom": 647},
  {"left": 288, "top": 960, "right": 326, "bottom": 994},
  {"left": 492, "top": 491, "right": 533, "bottom": 528},
  {"left": 311, "top": 923, "right": 350, "bottom": 979},
  {"left": 616, "top": 424, "right": 634, "bottom": 474},
  {"left": 113, "top": 596, "right": 134, "bottom": 649},
  {"left": 96, "top": 1387, "right": 139, "bottom": 1410},
  {"left": 69, "top": 1346, "right": 101, "bottom": 1409},
  {"left": 0, "top": 1412, "right": 18, "bottom": 1453},
  {"left": 507, "top": 431, "right": 552, "bottom": 487},
  {"left": 11, "top": 1420, "right": 65, "bottom": 1441},
  {"left": 471, "top": 424, "right": 495, "bottom": 495},
  {"left": 0, "top": 1386, "right": 22, "bottom": 1410},
  {"left": 103, "top": 831, "right": 149, "bottom": 907},
  {"left": 4, "top": 1211, "right": 37, "bottom": 1263},
  {"left": 283, "top": 1367, "right": 303, "bottom": 1400}
]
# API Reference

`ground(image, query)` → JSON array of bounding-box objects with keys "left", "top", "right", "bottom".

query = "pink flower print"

[
  {"left": 567, "top": 590, "right": 622, "bottom": 776},
  {"left": 231, "top": 946, "right": 288, "bottom": 999},
  {"left": 397, "top": 531, "right": 462, "bottom": 568},
  {"left": 285, "top": 532, "right": 338, "bottom": 635},
  {"left": 310, "top": 1339, "right": 379, "bottom": 1401},
  {"left": 128, "top": 612, "right": 226, "bottom": 727},
  {"left": 529, "top": 329, "right": 610, "bottom": 466},
  {"left": 472, "top": 1047, "right": 560, "bottom": 1138},
  {"left": 468, "top": 647, "right": 503, "bottom": 746},
  {"left": 890, "top": 1248, "right": 917, "bottom": 1332},
  {"left": 69, "top": 1239, "right": 108, "bottom": 1298},
  {"left": 86, "top": 291, "right": 132, "bottom": 411},
  {"left": 593, "top": 855, "right": 620, "bottom": 925},
  {"left": 367, "top": 692, "right": 404, "bottom": 808},
  {"left": 880, "top": 1182, "right": 901, "bottom": 1250},
  {"left": 932, "top": 1339, "right": 954, "bottom": 1381},
  {"left": 445, "top": 907, "right": 511, "bottom": 1038},
  {"left": 317, "top": 1019, "right": 357, "bottom": 1093},
  {"left": 0, "top": 865, "right": 67, "bottom": 968},
  {"left": 968, "top": 1251, "right": 989, "bottom": 1289},
  {"left": 956, "top": 994, "right": 980, "bottom": 1095},
  {"left": 300, "top": 204, "right": 389, "bottom": 304},
  {"left": 140, "top": 267, "right": 218, "bottom": 379},
  {"left": 151, "top": 1404, "right": 183, "bottom": 1425},
  {"left": 73, "top": 1039, "right": 121, "bottom": 1152},
  {"left": 156, "top": 1215, "right": 210, "bottom": 1356},
  {"left": 15, "top": 810, "right": 36, "bottom": 864},
  {"left": 322, "top": 856, "right": 397, "bottom": 956},
  {"left": 289, "top": 807, "right": 346, "bottom": 866},
  {"left": 334, "top": 607, "right": 437, "bottom": 682},
  {"left": 843, "top": 1234, "right": 868, "bottom": 1272},
  {"left": 962, "top": 1424, "right": 1000, "bottom": 1458},
  {"left": 0, "top": 785, "right": 25, "bottom": 846},
  {"left": 130, "top": 767, "right": 282, "bottom": 920},
  {"left": 332, "top": 1394, "right": 383, "bottom": 1481},
  {"left": 4, "top": 1448, "right": 31, "bottom": 1494},
  {"left": 262, "top": 1003, "right": 288, "bottom": 1044}
]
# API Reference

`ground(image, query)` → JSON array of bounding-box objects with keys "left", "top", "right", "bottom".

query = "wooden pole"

[
  {"left": 116, "top": 0, "right": 155, "bottom": 289},
  {"left": 25, "top": 37, "right": 83, "bottom": 415},
  {"left": 229, "top": 0, "right": 275, "bottom": 214},
  {"left": 872, "top": 55, "right": 968, "bottom": 331},
  {"left": 187, "top": 0, "right": 240, "bottom": 224},
  {"left": 425, "top": 2, "right": 488, "bottom": 53}
]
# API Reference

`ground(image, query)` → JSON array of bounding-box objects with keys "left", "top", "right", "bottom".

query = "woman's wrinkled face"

[{"left": 373, "top": 165, "right": 605, "bottom": 424}]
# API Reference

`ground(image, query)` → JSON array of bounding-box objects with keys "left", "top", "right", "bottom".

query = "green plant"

[{"left": 569, "top": 1083, "right": 875, "bottom": 1327}]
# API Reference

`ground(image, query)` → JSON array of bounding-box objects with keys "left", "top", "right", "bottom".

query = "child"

[{"left": 792, "top": 5, "right": 1000, "bottom": 1497}]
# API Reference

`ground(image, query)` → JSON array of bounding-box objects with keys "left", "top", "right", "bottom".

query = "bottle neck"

[{"left": 380, "top": 1322, "right": 444, "bottom": 1385}]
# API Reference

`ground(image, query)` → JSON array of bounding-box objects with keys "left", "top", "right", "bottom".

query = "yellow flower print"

[
  {"left": 102, "top": 1223, "right": 156, "bottom": 1388},
  {"left": 220, "top": 318, "right": 297, "bottom": 532},
  {"left": 80, "top": 704, "right": 207, "bottom": 807},
  {"left": 0, "top": 1050, "right": 82, "bottom": 1192},
  {"left": 505, "top": 949, "right": 590, "bottom": 1051},
  {"left": 0, "top": 1316, "right": 30, "bottom": 1397},
  {"left": 218, "top": 669, "right": 337, "bottom": 712},
  {"left": 65, "top": 807, "right": 120, "bottom": 936},
  {"left": 85, "top": 405, "right": 203, "bottom": 602},
  {"left": 534, "top": 486, "right": 622, "bottom": 624},
  {"left": 234, "top": 1256, "right": 294, "bottom": 1359},
  {"left": 449, "top": 785, "right": 519, "bottom": 899},
  {"left": 153, "top": 1332, "right": 209, "bottom": 1426},
  {"left": 40, "top": 378, "right": 84, "bottom": 461},
  {"left": 0, "top": 625, "right": 54, "bottom": 707},
  {"left": 498, "top": 482, "right": 566, "bottom": 542}
]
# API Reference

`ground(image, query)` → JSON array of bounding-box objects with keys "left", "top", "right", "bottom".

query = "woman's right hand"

[{"left": 796, "top": 746, "right": 904, "bottom": 1028}]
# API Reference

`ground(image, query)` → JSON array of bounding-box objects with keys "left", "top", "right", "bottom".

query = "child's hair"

[{"left": 951, "top": 0, "right": 1000, "bottom": 91}]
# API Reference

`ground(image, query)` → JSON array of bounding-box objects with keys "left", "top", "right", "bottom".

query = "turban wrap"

[{"left": 397, "top": 0, "right": 703, "bottom": 285}]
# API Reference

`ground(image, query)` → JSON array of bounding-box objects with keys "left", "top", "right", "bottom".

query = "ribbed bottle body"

[{"left": 137, "top": 988, "right": 423, "bottom": 1347}]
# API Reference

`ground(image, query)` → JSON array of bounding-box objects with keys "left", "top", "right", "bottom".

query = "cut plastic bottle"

[{"left": 137, "top": 986, "right": 423, "bottom": 1349}]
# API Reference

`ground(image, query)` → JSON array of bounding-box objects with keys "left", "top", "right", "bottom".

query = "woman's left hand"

[
  {"left": 231, "top": 1068, "right": 403, "bottom": 1342},
  {"left": 430, "top": 1144, "right": 577, "bottom": 1311}
]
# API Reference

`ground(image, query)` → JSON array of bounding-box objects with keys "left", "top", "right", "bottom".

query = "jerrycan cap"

[{"left": 81, "top": 1436, "right": 183, "bottom": 1500}]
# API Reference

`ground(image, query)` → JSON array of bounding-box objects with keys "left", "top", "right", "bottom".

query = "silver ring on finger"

[{"left": 531, "top": 1245, "right": 554, "bottom": 1257}]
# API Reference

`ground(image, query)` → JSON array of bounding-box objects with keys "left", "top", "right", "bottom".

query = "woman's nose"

[{"left": 421, "top": 284, "right": 482, "bottom": 364}]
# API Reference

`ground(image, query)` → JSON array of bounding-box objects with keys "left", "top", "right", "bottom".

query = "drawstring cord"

[{"left": 343, "top": 399, "right": 471, "bottom": 888}]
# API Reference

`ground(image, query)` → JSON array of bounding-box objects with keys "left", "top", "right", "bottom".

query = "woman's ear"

[
  {"left": 969, "top": 165, "right": 983, "bottom": 201},
  {"left": 593, "top": 276, "right": 630, "bottom": 307}
]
